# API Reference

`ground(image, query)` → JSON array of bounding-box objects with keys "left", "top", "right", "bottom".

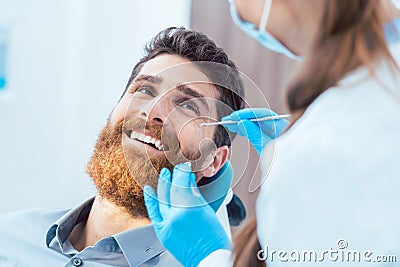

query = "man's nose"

[{"left": 139, "top": 97, "right": 170, "bottom": 125}]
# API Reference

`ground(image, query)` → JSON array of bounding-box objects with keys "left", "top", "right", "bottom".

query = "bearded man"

[{"left": 0, "top": 27, "right": 245, "bottom": 267}]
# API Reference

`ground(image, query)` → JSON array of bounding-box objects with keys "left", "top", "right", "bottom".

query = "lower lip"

[{"left": 122, "top": 132, "right": 164, "bottom": 154}]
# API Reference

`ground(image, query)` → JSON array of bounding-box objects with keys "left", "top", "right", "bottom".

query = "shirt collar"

[
  {"left": 46, "top": 197, "right": 94, "bottom": 249},
  {"left": 45, "top": 197, "right": 166, "bottom": 266},
  {"left": 114, "top": 225, "right": 166, "bottom": 267}
]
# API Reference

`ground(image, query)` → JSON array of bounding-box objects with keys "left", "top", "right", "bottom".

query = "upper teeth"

[{"left": 129, "top": 131, "right": 164, "bottom": 151}]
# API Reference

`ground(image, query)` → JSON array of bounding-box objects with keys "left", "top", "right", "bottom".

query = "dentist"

[{"left": 144, "top": 0, "right": 400, "bottom": 266}]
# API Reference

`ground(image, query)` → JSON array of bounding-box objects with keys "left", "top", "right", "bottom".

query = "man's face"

[{"left": 87, "top": 54, "right": 227, "bottom": 217}]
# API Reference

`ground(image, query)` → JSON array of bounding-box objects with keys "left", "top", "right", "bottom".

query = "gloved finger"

[
  {"left": 257, "top": 120, "right": 277, "bottom": 138},
  {"left": 157, "top": 168, "right": 172, "bottom": 214},
  {"left": 221, "top": 113, "right": 241, "bottom": 122},
  {"left": 259, "top": 118, "right": 289, "bottom": 138},
  {"left": 170, "top": 162, "right": 207, "bottom": 207},
  {"left": 221, "top": 109, "right": 254, "bottom": 123},
  {"left": 223, "top": 108, "right": 276, "bottom": 121},
  {"left": 236, "top": 119, "right": 261, "bottom": 139},
  {"left": 237, "top": 120, "right": 264, "bottom": 154},
  {"left": 237, "top": 108, "right": 277, "bottom": 119},
  {"left": 171, "top": 162, "right": 194, "bottom": 189},
  {"left": 144, "top": 185, "right": 163, "bottom": 224}
]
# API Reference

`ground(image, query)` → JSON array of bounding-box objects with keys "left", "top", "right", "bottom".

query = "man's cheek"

[
  {"left": 110, "top": 97, "right": 137, "bottom": 126},
  {"left": 182, "top": 140, "right": 217, "bottom": 173},
  {"left": 176, "top": 118, "right": 202, "bottom": 142},
  {"left": 177, "top": 127, "right": 201, "bottom": 152},
  {"left": 109, "top": 105, "right": 125, "bottom": 126}
]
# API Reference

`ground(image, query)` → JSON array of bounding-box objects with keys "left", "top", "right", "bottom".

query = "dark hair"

[
  {"left": 287, "top": 0, "right": 398, "bottom": 113},
  {"left": 233, "top": 216, "right": 265, "bottom": 267},
  {"left": 121, "top": 27, "right": 245, "bottom": 147}
]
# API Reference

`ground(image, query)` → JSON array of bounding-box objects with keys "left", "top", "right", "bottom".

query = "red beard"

[
  {"left": 86, "top": 117, "right": 213, "bottom": 218},
  {"left": 86, "top": 119, "right": 174, "bottom": 218}
]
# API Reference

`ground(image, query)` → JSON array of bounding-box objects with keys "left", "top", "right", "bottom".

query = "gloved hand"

[
  {"left": 222, "top": 108, "right": 289, "bottom": 155},
  {"left": 144, "top": 162, "right": 232, "bottom": 267}
]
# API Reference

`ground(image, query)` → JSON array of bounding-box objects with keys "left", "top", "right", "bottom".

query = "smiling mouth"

[{"left": 124, "top": 130, "right": 169, "bottom": 151}]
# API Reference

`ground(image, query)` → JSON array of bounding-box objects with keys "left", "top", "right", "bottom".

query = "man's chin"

[
  {"left": 124, "top": 144, "right": 171, "bottom": 169},
  {"left": 87, "top": 122, "right": 170, "bottom": 217}
]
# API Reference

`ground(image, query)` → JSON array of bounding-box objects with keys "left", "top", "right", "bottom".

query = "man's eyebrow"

[
  {"left": 177, "top": 84, "right": 210, "bottom": 111},
  {"left": 134, "top": 74, "right": 163, "bottom": 84}
]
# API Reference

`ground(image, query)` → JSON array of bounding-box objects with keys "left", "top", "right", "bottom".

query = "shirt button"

[{"left": 72, "top": 258, "right": 83, "bottom": 266}]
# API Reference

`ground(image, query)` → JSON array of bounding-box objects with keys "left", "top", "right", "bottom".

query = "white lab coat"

[
  {"left": 256, "top": 52, "right": 400, "bottom": 266},
  {"left": 199, "top": 41, "right": 400, "bottom": 267}
]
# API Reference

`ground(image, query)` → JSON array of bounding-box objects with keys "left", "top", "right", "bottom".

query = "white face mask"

[{"left": 228, "top": 0, "right": 301, "bottom": 61}]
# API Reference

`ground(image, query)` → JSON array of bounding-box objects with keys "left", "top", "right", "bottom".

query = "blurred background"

[{"left": 0, "top": 0, "right": 299, "bottom": 226}]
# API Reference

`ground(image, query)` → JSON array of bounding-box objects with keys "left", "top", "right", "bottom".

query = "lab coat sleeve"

[{"left": 198, "top": 249, "right": 233, "bottom": 267}]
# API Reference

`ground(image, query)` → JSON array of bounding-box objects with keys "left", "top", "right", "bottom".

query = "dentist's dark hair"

[
  {"left": 121, "top": 27, "right": 245, "bottom": 148},
  {"left": 233, "top": 1, "right": 397, "bottom": 266}
]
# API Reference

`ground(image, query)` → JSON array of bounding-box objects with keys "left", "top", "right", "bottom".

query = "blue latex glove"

[
  {"left": 222, "top": 108, "right": 289, "bottom": 155},
  {"left": 144, "top": 162, "right": 232, "bottom": 267}
]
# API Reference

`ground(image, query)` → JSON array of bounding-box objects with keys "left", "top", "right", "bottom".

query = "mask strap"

[{"left": 259, "top": 0, "right": 273, "bottom": 33}]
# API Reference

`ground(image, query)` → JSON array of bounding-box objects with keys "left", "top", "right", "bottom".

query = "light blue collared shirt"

[{"left": 0, "top": 197, "right": 181, "bottom": 267}]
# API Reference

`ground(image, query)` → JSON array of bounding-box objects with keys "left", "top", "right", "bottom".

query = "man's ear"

[{"left": 200, "top": 146, "right": 229, "bottom": 177}]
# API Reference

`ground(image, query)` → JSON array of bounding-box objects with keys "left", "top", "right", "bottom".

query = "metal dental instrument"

[{"left": 200, "top": 114, "right": 291, "bottom": 127}]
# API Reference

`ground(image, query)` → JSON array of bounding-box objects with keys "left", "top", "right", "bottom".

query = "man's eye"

[
  {"left": 135, "top": 86, "right": 155, "bottom": 96},
  {"left": 179, "top": 102, "right": 200, "bottom": 115}
]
